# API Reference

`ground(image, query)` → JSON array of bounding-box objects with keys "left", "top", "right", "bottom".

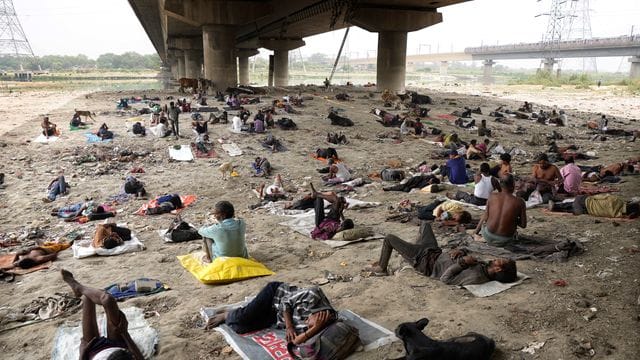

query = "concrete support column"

[
  {"left": 260, "top": 38, "right": 305, "bottom": 87},
  {"left": 176, "top": 51, "right": 186, "bottom": 79},
  {"left": 273, "top": 49, "right": 289, "bottom": 87},
  {"left": 170, "top": 61, "right": 179, "bottom": 80},
  {"left": 482, "top": 59, "right": 495, "bottom": 85},
  {"left": 629, "top": 56, "right": 640, "bottom": 79},
  {"left": 268, "top": 55, "right": 274, "bottom": 87},
  {"left": 184, "top": 50, "right": 202, "bottom": 79},
  {"left": 439, "top": 61, "right": 449, "bottom": 76},
  {"left": 542, "top": 58, "right": 557, "bottom": 73},
  {"left": 236, "top": 49, "right": 258, "bottom": 86},
  {"left": 202, "top": 24, "right": 237, "bottom": 89},
  {"left": 376, "top": 31, "right": 407, "bottom": 92}
]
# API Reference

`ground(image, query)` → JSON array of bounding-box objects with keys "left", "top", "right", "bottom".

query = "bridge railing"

[{"left": 464, "top": 35, "right": 640, "bottom": 54}]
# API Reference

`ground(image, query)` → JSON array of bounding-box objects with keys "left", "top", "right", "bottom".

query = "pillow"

[
  {"left": 178, "top": 254, "right": 274, "bottom": 285},
  {"left": 332, "top": 227, "right": 374, "bottom": 241}
]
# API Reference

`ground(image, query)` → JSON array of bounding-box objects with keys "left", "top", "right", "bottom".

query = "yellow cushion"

[{"left": 177, "top": 254, "right": 274, "bottom": 285}]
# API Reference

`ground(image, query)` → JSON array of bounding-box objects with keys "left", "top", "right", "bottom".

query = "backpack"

[
  {"left": 288, "top": 320, "right": 362, "bottom": 360},
  {"left": 166, "top": 220, "right": 201, "bottom": 242},
  {"left": 132, "top": 122, "right": 145, "bottom": 135}
]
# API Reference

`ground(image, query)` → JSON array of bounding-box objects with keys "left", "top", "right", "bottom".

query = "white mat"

[
  {"left": 34, "top": 134, "right": 59, "bottom": 143},
  {"left": 72, "top": 229, "right": 145, "bottom": 259},
  {"left": 462, "top": 272, "right": 530, "bottom": 297},
  {"left": 169, "top": 145, "right": 194, "bottom": 161},
  {"left": 51, "top": 307, "right": 157, "bottom": 360},
  {"left": 221, "top": 143, "right": 243, "bottom": 156}
]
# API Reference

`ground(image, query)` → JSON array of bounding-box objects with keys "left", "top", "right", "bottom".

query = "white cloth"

[
  {"left": 334, "top": 163, "right": 351, "bottom": 181},
  {"left": 231, "top": 116, "right": 242, "bottom": 132},
  {"left": 150, "top": 123, "right": 167, "bottom": 137},
  {"left": 473, "top": 174, "right": 494, "bottom": 199},
  {"left": 92, "top": 348, "right": 128, "bottom": 360}
]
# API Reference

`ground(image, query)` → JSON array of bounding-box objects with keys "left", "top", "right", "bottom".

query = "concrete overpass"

[
  {"left": 128, "top": 0, "right": 471, "bottom": 91},
  {"left": 348, "top": 35, "right": 640, "bottom": 83}
]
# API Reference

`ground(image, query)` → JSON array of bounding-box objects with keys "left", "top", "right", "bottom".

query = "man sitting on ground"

[
  {"left": 61, "top": 270, "right": 144, "bottom": 360},
  {"left": 549, "top": 194, "right": 639, "bottom": 219},
  {"left": 475, "top": 175, "right": 527, "bottom": 247},
  {"left": 42, "top": 116, "right": 59, "bottom": 139},
  {"left": 198, "top": 201, "right": 248, "bottom": 262},
  {"left": 123, "top": 176, "right": 147, "bottom": 198},
  {"left": 204, "top": 281, "right": 336, "bottom": 347},
  {"left": 490, "top": 153, "right": 512, "bottom": 178},
  {"left": 364, "top": 221, "right": 517, "bottom": 285},
  {"left": 323, "top": 158, "right": 351, "bottom": 184},
  {"left": 442, "top": 150, "right": 469, "bottom": 185},
  {"left": 252, "top": 157, "right": 272, "bottom": 177},
  {"left": 449, "top": 163, "right": 500, "bottom": 206},
  {"left": 70, "top": 113, "right": 86, "bottom": 128},
  {"left": 466, "top": 139, "right": 485, "bottom": 160},
  {"left": 531, "top": 153, "right": 562, "bottom": 203},
  {"left": 559, "top": 157, "right": 582, "bottom": 195}
]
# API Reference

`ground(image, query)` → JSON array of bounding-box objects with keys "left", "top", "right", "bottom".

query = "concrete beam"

[
  {"left": 182, "top": 0, "right": 271, "bottom": 26},
  {"left": 259, "top": 38, "right": 305, "bottom": 51},
  {"left": 629, "top": 56, "right": 640, "bottom": 79},
  {"left": 167, "top": 37, "right": 202, "bottom": 51},
  {"left": 350, "top": 8, "right": 442, "bottom": 33}
]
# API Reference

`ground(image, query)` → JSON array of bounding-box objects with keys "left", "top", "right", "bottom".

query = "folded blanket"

[
  {"left": 169, "top": 145, "right": 194, "bottom": 161},
  {"left": 51, "top": 307, "right": 157, "bottom": 360},
  {"left": 72, "top": 229, "right": 144, "bottom": 259},
  {"left": 221, "top": 143, "right": 243, "bottom": 156},
  {"left": 209, "top": 307, "right": 395, "bottom": 360},
  {"left": 85, "top": 133, "right": 112, "bottom": 143},
  {"left": 105, "top": 278, "right": 168, "bottom": 301},
  {"left": 135, "top": 195, "right": 197, "bottom": 215},
  {"left": 33, "top": 134, "right": 59, "bottom": 143}
]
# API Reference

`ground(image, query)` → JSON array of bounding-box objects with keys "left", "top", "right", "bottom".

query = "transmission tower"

[
  {"left": 537, "top": 0, "right": 597, "bottom": 73},
  {"left": 0, "top": 0, "right": 35, "bottom": 57}
]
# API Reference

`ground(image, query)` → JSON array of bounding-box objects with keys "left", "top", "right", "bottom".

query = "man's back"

[{"left": 486, "top": 192, "right": 526, "bottom": 237}]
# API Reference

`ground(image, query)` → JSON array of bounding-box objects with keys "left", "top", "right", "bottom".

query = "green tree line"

[{"left": 0, "top": 52, "right": 160, "bottom": 71}]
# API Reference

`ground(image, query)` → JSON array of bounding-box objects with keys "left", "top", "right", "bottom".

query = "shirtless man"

[
  {"left": 531, "top": 153, "right": 563, "bottom": 202},
  {"left": 42, "top": 116, "right": 58, "bottom": 138},
  {"left": 475, "top": 174, "right": 527, "bottom": 247},
  {"left": 2, "top": 246, "right": 59, "bottom": 270}
]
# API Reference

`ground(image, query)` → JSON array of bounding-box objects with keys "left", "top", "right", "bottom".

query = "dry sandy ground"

[{"left": 0, "top": 83, "right": 639, "bottom": 360}]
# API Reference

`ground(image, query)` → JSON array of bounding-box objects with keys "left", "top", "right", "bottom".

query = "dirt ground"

[{"left": 0, "top": 82, "right": 639, "bottom": 360}]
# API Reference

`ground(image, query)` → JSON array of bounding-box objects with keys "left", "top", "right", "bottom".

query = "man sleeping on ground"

[
  {"left": 145, "top": 194, "right": 183, "bottom": 215},
  {"left": 364, "top": 221, "right": 517, "bottom": 285},
  {"left": 309, "top": 184, "right": 354, "bottom": 240},
  {"left": 204, "top": 281, "right": 337, "bottom": 347}
]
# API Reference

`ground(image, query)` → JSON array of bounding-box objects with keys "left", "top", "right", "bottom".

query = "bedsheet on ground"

[
  {"left": 191, "top": 143, "right": 218, "bottom": 158},
  {"left": 208, "top": 307, "right": 395, "bottom": 360},
  {"left": 33, "top": 134, "right": 59, "bottom": 143},
  {"left": 51, "top": 307, "right": 157, "bottom": 360},
  {"left": 84, "top": 133, "right": 113, "bottom": 143},
  {"left": 221, "top": 142, "right": 243, "bottom": 156},
  {"left": 72, "top": 229, "right": 144, "bottom": 259},
  {"left": 463, "top": 272, "right": 530, "bottom": 297},
  {"left": 169, "top": 145, "right": 194, "bottom": 161}
]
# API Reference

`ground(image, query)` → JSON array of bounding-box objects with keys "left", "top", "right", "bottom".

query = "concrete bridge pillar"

[
  {"left": 377, "top": 31, "right": 408, "bottom": 93},
  {"left": 629, "top": 56, "right": 640, "bottom": 79},
  {"left": 482, "top": 59, "right": 495, "bottom": 85},
  {"left": 184, "top": 49, "right": 202, "bottom": 79},
  {"left": 439, "top": 61, "right": 449, "bottom": 76},
  {"left": 202, "top": 24, "right": 237, "bottom": 90},
  {"left": 175, "top": 51, "right": 186, "bottom": 79},
  {"left": 260, "top": 38, "right": 305, "bottom": 87},
  {"left": 349, "top": 7, "right": 443, "bottom": 92},
  {"left": 268, "top": 55, "right": 274, "bottom": 87},
  {"left": 542, "top": 58, "right": 557, "bottom": 74},
  {"left": 237, "top": 49, "right": 258, "bottom": 85}
]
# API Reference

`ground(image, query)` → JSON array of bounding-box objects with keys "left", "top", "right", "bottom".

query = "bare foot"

[
  {"left": 205, "top": 312, "right": 227, "bottom": 329},
  {"left": 363, "top": 263, "right": 388, "bottom": 276},
  {"left": 61, "top": 269, "right": 83, "bottom": 297}
]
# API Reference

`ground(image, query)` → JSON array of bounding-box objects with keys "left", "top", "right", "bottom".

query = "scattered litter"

[{"left": 521, "top": 341, "right": 546, "bottom": 354}]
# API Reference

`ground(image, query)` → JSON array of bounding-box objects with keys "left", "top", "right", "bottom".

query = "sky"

[{"left": 12, "top": 0, "right": 640, "bottom": 72}]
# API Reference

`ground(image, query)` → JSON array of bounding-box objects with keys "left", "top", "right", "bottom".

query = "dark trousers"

[
  {"left": 378, "top": 222, "right": 441, "bottom": 274},
  {"left": 453, "top": 191, "right": 487, "bottom": 206},
  {"left": 314, "top": 197, "right": 325, "bottom": 227},
  {"left": 170, "top": 118, "right": 179, "bottom": 136},
  {"left": 226, "top": 281, "right": 283, "bottom": 334},
  {"left": 552, "top": 195, "right": 587, "bottom": 215}
]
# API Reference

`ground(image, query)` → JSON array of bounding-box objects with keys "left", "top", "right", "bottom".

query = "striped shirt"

[{"left": 273, "top": 284, "right": 335, "bottom": 334}]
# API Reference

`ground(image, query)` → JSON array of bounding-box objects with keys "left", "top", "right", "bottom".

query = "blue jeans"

[
  {"left": 226, "top": 281, "right": 283, "bottom": 334},
  {"left": 47, "top": 176, "right": 67, "bottom": 201}
]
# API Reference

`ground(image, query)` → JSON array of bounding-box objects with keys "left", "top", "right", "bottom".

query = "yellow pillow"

[{"left": 177, "top": 254, "right": 274, "bottom": 285}]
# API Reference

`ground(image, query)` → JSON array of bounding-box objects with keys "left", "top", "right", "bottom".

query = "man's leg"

[
  {"left": 57, "top": 176, "right": 67, "bottom": 195},
  {"left": 414, "top": 221, "right": 439, "bottom": 248},
  {"left": 314, "top": 196, "right": 325, "bottom": 227},
  {"left": 224, "top": 281, "right": 282, "bottom": 333},
  {"left": 203, "top": 238, "right": 214, "bottom": 262},
  {"left": 79, "top": 294, "right": 99, "bottom": 355},
  {"left": 375, "top": 234, "right": 431, "bottom": 273}
]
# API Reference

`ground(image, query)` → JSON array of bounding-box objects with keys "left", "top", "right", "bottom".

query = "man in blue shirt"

[
  {"left": 445, "top": 150, "right": 469, "bottom": 184},
  {"left": 199, "top": 201, "right": 248, "bottom": 262}
]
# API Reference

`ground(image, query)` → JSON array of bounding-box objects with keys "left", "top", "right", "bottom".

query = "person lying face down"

[
  {"left": 364, "top": 221, "right": 517, "bottom": 285},
  {"left": 204, "top": 281, "right": 336, "bottom": 346}
]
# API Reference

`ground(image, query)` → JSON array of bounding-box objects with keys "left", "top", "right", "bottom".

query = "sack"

[
  {"left": 132, "top": 122, "right": 145, "bottom": 135},
  {"left": 380, "top": 168, "right": 405, "bottom": 182},
  {"left": 288, "top": 320, "right": 362, "bottom": 360},
  {"left": 167, "top": 221, "right": 202, "bottom": 242}
]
